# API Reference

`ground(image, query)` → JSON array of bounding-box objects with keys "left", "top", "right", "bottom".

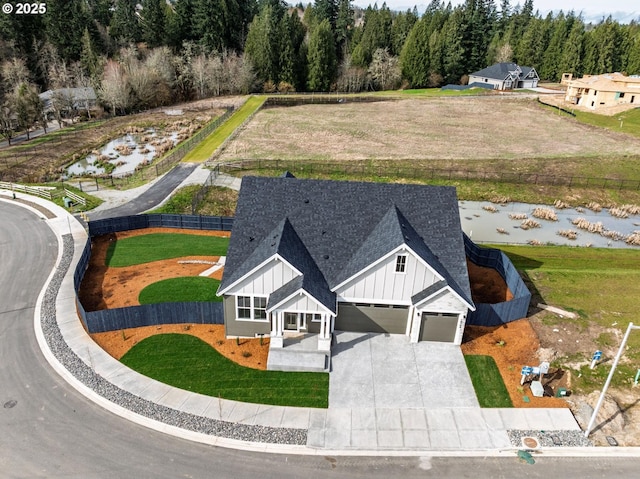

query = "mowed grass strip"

[
  {"left": 182, "top": 95, "right": 266, "bottom": 162},
  {"left": 138, "top": 277, "right": 222, "bottom": 304},
  {"left": 121, "top": 334, "right": 329, "bottom": 408},
  {"left": 106, "top": 233, "right": 229, "bottom": 267},
  {"left": 464, "top": 355, "right": 513, "bottom": 408}
]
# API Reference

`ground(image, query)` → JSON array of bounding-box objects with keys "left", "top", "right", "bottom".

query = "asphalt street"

[{"left": 1, "top": 200, "right": 640, "bottom": 478}]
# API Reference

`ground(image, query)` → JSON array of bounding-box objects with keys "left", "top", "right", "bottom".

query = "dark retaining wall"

[
  {"left": 77, "top": 214, "right": 232, "bottom": 334},
  {"left": 85, "top": 302, "right": 224, "bottom": 333},
  {"left": 464, "top": 234, "right": 531, "bottom": 327},
  {"left": 88, "top": 213, "right": 233, "bottom": 236}
]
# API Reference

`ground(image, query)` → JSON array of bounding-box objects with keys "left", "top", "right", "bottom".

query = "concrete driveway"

[{"left": 329, "top": 332, "right": 479, "bottom": 409}]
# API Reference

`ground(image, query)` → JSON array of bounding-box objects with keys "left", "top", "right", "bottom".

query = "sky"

[{"left": 351, "top": 0, "right": 639, "bottom": 23}]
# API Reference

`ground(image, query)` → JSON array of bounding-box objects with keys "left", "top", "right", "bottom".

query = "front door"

[{"left": 284, "top": 312, "right": 298, "bottom": 331}]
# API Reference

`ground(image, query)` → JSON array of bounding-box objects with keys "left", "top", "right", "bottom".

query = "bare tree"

[
  {"left": 336, "top": 56, "right": 368, "bottom": 93},
  {"left": 0, "top": 100, "right": 16, "bottom": 145},
  {"left": 191, "top": 54, "right": 211, "bottom": 99},
  {"left": 495, "top": 43, "right": 514, "bottom": 63},
  {"left": 368, "top": 48, "right": 401, "bottom": 91},
  {"left": 1, "top": 58, "right": 30, "bottom": 90},
  {"left": 99, "top": 60, "right": 130, "bottom": 115}
]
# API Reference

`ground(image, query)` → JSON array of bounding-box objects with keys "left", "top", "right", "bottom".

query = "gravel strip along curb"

[
  {"left": 508, "top": 430, "right": 592, "bottom": 448},
  {"left": 41, "top": 234, "right": 307, "bottom": 445}
]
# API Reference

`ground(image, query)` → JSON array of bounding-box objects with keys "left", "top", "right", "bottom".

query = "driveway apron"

[{"left": 329, "top": 332, "right": 479, "bottom": 409}]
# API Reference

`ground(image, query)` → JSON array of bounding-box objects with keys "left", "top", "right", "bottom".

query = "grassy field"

[
  {"left": 464, "top": 355, "right": 513, "bottom": 407},
  {"left": 152, "top": 185, "right": 238, "bottom": 216},
  {"left": 138, "top": 277, "right": 222, "bottom": 304},
  {"left": 217, "top": 97, "right": 640, "bottom": 164},
  {"left": 498, "top": 244, "right": 640, "bottom": 392},
  {"left": 121, "top": 334, "right": 329, "bottom": 407},
  {"left": 106, "top": 233, "right": 229, "bottom": 267},
  {"left": 182, "top": 95, "right": 266, "bottom": 162}
]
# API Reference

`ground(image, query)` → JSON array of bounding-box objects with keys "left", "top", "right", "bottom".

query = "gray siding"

[
  {"left": 223, "top": 295, "right": 271, "bottom": 337},
  {"left": 335, "top": 303, "right": 408, "bottom": 334}
]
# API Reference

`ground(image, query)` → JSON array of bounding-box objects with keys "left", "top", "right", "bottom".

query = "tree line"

[{"left": 1, "top": 0, "right": 639, "bottom": 142}]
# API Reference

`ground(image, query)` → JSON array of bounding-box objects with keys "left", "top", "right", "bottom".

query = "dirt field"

[{"left": 218, "top": 98, "right": 640, "bottom": 163}]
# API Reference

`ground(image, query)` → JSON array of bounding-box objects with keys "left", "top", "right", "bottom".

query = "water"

[
  {"left": 66, "top": 129, "right": 178, "bottom": 177},
  {"left": 460, "top": 200, "right": 640, "bottom": 249}
]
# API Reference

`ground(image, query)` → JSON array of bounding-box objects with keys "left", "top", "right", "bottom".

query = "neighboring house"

[
  {"left": 468, "top": 63, "right": 540, "bottom": 90},
  {"left": 564, "top": 72, "right": 640, "bottom": 111},
  {"left": 217, "top": 175, "right": 475, "bottom": 353},
  {"left": 39, "top": 87, "right": 97, "bottom": 119}
]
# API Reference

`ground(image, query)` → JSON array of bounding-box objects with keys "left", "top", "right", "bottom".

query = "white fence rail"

[
  {"left": 0, "top": 181, "right": 53, "bottom": 200},
  {"left": 64, "top": 188, "right": 86, "bottom": 206}
]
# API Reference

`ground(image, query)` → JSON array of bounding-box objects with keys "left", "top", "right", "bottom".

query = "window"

[
  {"left": 254, "top": 296, "right": 267, "bottom": 320},
  {"left": 237, "top": 296, "right": 251, "bottom": 319},
  {"left": 395, "top": 255, "right": 407, "bottom": 273},
  {"left": 236, "top": 295, "right": 267, "bottom": 321},
  {"left": 306, "top": 313, "right": 322, "bottom": 322}
]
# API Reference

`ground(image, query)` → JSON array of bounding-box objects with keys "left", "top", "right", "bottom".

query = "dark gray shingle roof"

[
  {"left": 220, "top": 177, "right": 472, "bottom": 308},
  {"left": 471, "top": 63, "right": 522, "bottom": 80}
]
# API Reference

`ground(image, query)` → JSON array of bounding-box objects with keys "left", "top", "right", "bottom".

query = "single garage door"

[
  {"left": 335, "top": 303, "right": 408, "bottom": 334},
  {"left": 419, "top": 313, "right": 459, "bottom": 342}
]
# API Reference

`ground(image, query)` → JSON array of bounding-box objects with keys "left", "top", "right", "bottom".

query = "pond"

[
  {"left": 460, "top": 200, "right": 640, "bottom": 249},
  {"left": 66, "top": 129, "right": 179, "bottom": 177}
]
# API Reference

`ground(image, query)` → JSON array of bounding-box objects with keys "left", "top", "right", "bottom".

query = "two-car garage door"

[
  {"left": 335, "top": 303, "right": 408, "bottom": 334},
  {"left": 335, "top": 304, "right": 459, "bottom": 343}
]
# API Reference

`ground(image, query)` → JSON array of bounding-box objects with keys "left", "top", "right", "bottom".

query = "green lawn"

[
  {"left": 121, "top": 334, "right": 329, "bottom": 408},
  {"left": 106, "top": 233, "right": 229, "bottom": 267},
  {"left": 497, "top": 244, "right": 640, "bottom": 391},
  {"left": 464, "top": 355, "right": 513, "bottom": 408},
  {"left": 182, "top": 95, "right": 266, "bottom": 162},
  {"left": 138, "top": 277, "right": 222, "bottom": 304}
]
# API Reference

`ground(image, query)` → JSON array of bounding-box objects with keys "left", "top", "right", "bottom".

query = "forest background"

[{"left": 1, "top": 0, "right": 639, "bottom": 137}]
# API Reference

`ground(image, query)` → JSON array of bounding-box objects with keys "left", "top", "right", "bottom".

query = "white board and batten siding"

[
  {"left": 335, "top": 249, "right": 437, "bottom": 304},
  {"left": 417, "top": 289, "right": 467, "bottom": 314},
  {"left": 273, "top": 291, "right": 326, "bottom": 313},
  {"left": 227, "top": 257, "right": 298, "bottom": 296}
]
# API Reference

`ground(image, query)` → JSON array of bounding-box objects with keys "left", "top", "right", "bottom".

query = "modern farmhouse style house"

[
  {"left": 468, "top": 63, "right": 539, "bottom": 90},
  {"left": 217, "top": 176, "right": 475, "bottom": 352}
]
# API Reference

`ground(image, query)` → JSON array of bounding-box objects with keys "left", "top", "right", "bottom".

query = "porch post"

[
  {"left": 317, "top": 313, "right": 331, "bottom": 352},
  {"left": 271, "top": 311, "right": 283, "bottom": 348}
]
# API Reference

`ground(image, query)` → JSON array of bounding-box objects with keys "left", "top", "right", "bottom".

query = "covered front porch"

[{"left": 269, "top": 310, "right": 334, "bottom": 352}]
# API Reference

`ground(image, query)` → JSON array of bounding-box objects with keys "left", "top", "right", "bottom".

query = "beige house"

[{"left": 565, "top": 73, "right": 640, "bottom": 111}]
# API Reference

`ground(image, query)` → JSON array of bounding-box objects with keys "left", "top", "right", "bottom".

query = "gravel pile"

[
  {"left": 41, "top": 234, "right": 307, "bottom": 445},
  {"left": 508, "top": 429, "right": 592, "bottom": 447}
]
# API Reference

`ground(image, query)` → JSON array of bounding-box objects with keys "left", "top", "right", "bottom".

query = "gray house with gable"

[
  {"left": 217, "top": 176, "right": 475, "bottom": 352},
  {"left": 468, "top": 63, "right": 539, "bottom": 90}
]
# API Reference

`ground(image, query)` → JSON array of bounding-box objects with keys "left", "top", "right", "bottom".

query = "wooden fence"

[{"left": 0, "top": 181, "right": 55, "bottom": 199}]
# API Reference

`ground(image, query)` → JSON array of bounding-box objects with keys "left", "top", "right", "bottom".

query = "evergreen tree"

[
  {"left": 168, "top": 0, "right": 198, "bottom": 49},
  {"left": 626, "top": 26, "right": 640, "bottom": 74},
  {"left": 314, "top": 0, "right": 338, "bottom": 30},
  {"left": 441, "top": 8, "right": 466, "bottom": 83},
  {"left": 141, "top": 0, "right": 167, "bottom": 48},
  {"left": 111, "top": 0, "right": 141, "bottom": 45},
  {"left": 391, "top": 9, "right": 418, "bottom": 57},
  {"left": 88, "top": 0, "right": 113, "bottom": 28},
  {"left": 540, "top": 12, "right": 568, "bottom": 81},
  {"left": 45, "top": 0, "right": 90, "bottom": 62},
  {"left": 400, "top": 18, "right": 430, "bottom": 88},
  {"left": 559, "top": 17, "right": 584, "bottom": 76},
  {"left": 335, "top": 0, "right": 354, "bottom": 58},
  {"left": 307, "top": 19, "right": 337, "bottom": 91}
]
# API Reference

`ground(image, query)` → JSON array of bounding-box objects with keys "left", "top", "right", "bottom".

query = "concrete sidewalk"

[{"left": 2, "top": 188, "right": 616, "bottom": 456}]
